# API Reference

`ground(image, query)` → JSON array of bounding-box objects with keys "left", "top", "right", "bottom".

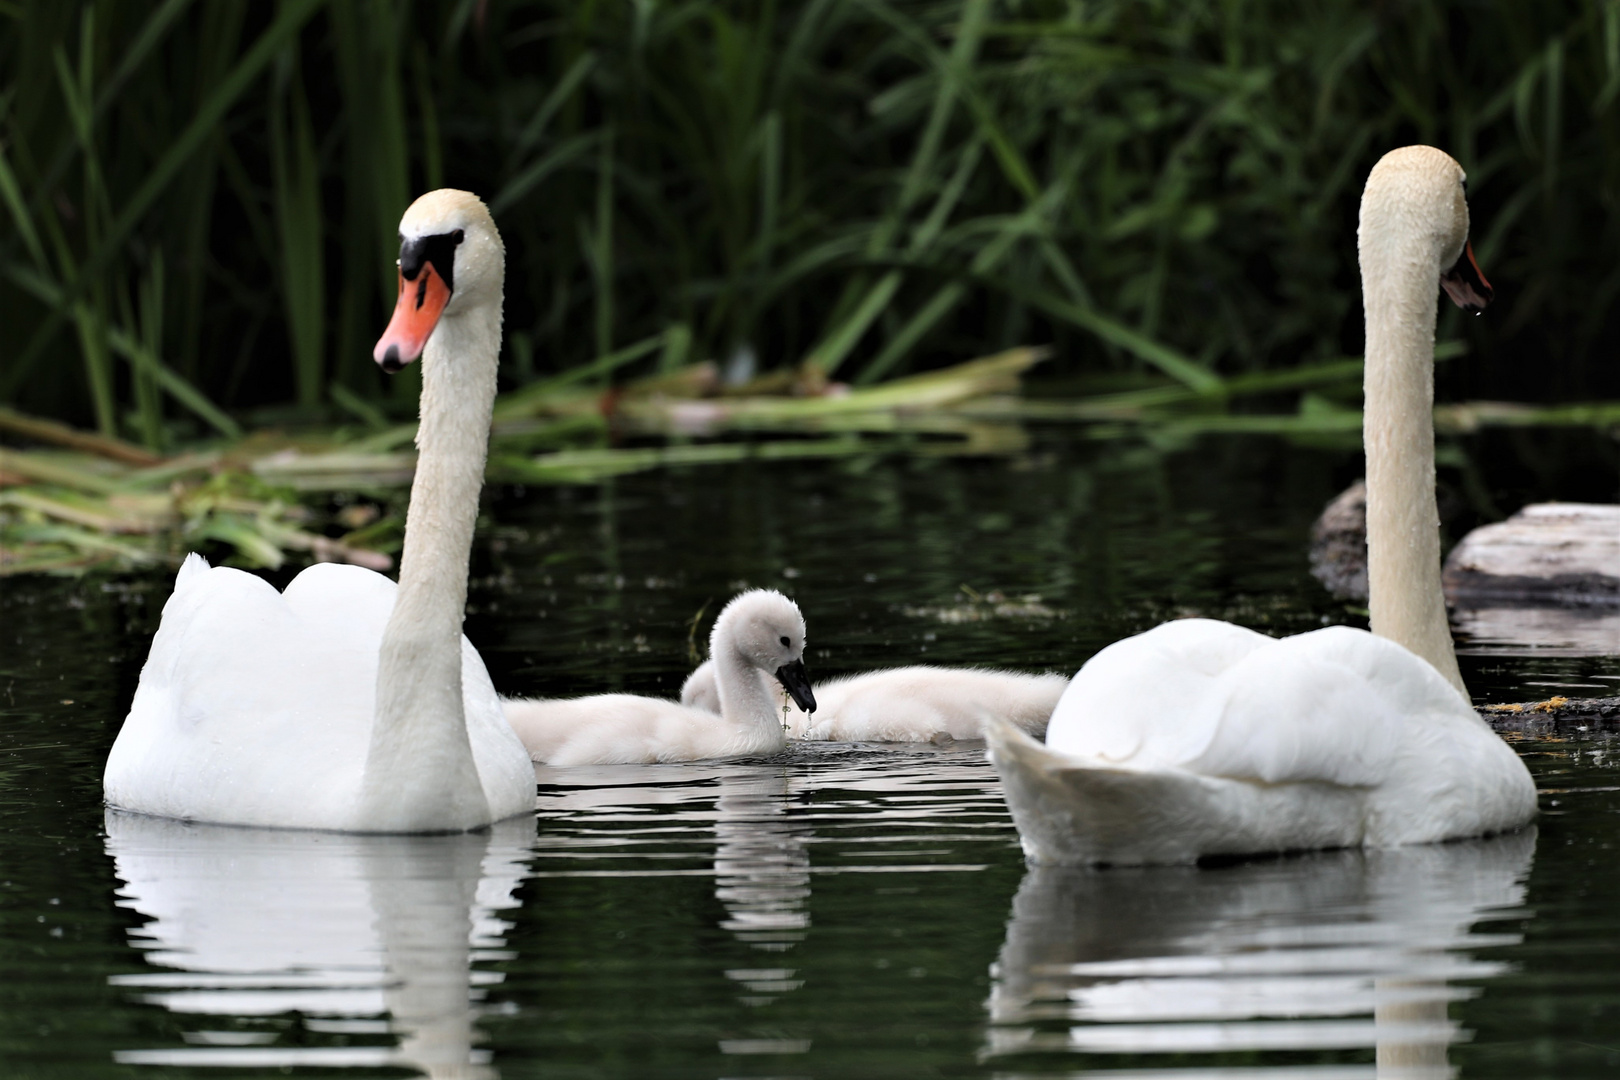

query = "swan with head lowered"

[
  {"left": 502, "top": 589, "right": 816, "bottom": 765},
  {"left": 987, "top": 146, "right": 1537, "bottom": 865},
  {"left": 680, "top": 650, "right": 1065, "bottom": 743},
  {"left": 103, "top": 190, "right": 535, "bottom": 833}
]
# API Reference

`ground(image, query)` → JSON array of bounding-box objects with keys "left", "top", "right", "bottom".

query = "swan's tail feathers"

[
  {"left": 986, "top": 717, "right": 1221, "bottom": 867},
  {"left": 176, "top": 552, "right": 211, "bottom": 590}
]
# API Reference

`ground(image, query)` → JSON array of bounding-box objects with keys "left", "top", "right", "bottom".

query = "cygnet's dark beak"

[
  {"left": 774, "top": 659, "right": 817, "bottom": 714},
  {"left": 1440, "top": 241, "right": 1492, "bottom": 314}
]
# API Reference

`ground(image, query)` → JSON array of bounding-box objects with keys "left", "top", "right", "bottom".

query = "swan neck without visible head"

[
  {"left": 1358, "top": 147, "right": 1467, "bottom": 698},
  {"left": 361, "top": 207, "right": 504, "bottom": 831},
  {"left": 713, "top": 641, "right": 786, "bottom": 734}
]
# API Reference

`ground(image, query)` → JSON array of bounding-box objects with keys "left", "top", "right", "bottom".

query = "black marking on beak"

[
  {"left": 774, "top": 658, "right": 817, "bottom": 714},
  {"left": 399, "top": 230, "right": 463, "bottom": 292},
  {"left": 379, "top": 345, "right": 404, "bottom": 373}
]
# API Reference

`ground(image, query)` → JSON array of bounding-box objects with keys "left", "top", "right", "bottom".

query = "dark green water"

[{"left": 2, "top": 429, "right": 1618, "bottom": 1078}]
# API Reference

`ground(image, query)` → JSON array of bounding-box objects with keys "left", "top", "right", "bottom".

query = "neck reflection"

[
  {"left": 714, "top": 767, "right": 812, "bottom": 1008},
  {"left": 105, "top": 811, "right": 534, "bottom": 1078}
]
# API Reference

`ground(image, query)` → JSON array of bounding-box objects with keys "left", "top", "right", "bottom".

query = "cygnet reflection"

[
  {"left": 714, "top": 767, "right": 812, "bottom": 1010},
  {"left": 105, "top": 810, "right": 535, "bottom": 1078},
  {"left": 985, "top": 829, "right": 1536, "bottom": 1078}
]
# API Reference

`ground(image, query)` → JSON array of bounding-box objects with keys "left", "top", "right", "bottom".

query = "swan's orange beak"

[
  {"left": 1440, "top": 242, "right": 1492, "bottom": 315},
  {"left": 374, "top": 259, "right": 452, "bottom": 372}
]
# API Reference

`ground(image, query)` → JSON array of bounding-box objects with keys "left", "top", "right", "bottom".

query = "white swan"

[
  {"left": 502, "top": 589, "right": 816, "bottom": 765},
  {"left": 680, "top": 655, "right": 1066, "bottom": 742},
  {"left": 986, "top": 146, "right": 1538, "bottom": 865},
  {"left": 103, "top": 190, "right": 535, "bottom": 833}
]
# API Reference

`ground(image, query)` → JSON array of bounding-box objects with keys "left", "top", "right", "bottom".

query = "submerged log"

[{"left": 1480, "top": 695, "right": 1620, "bottom": 734}]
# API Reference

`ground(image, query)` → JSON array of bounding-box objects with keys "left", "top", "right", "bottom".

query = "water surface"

[{"left": 2, "top": 429, "right": 1617, "bottom": 1077}]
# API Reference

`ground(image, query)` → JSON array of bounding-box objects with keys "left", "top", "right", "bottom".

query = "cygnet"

[{"left": 504, "top": 590, "right": 816, "bottom": 765}]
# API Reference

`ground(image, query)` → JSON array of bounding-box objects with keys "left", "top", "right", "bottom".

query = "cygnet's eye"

[{"left": 779, "top": 636, "right": 790, "bottom": 647}]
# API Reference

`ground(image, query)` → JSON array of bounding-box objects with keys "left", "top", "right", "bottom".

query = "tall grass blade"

[
  {"left": 592, "top": 129, "right": 615, "bottom": 361},
  {"left": 128, "top": 250, "right": 166, "bottom": 451},
  {"left": 270, "top": 56, "right": 326, "bottom": 409}
]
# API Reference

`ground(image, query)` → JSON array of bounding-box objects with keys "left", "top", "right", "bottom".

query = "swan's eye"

[
  {"left": 452, "top": 229, "right": 465, "bottom": 244},
  {"left": 779, "top": 636, "right": 790, "bottom": 647}
]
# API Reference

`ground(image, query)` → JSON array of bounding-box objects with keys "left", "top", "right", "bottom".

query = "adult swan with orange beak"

[{"left": 104, "top": 191, "right": 535, "bottom": 833}]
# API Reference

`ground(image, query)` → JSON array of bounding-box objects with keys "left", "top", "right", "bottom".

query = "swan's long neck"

[
  {"left": 1361, "top": 220, "right": 1467, "bottom": 697},
  {"left": 713, "top": 645, "right": 787, "bottom": 742},
  {"left": 359, "top": 303, "right": 501, "bottom": 831}
]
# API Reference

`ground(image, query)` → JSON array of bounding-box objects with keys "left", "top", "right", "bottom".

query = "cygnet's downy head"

[
  {"left": 1359, "top": 145, "right": 1492, "bottom": 315},
  {"left": 710, "top": 589, "right": 816, "bottom": 714},
  {"left": 373, "top": 189, "right": 505, "bottom": 372}
]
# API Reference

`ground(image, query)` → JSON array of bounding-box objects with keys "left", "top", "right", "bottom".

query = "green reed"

[{"left": 0, "top": 0, "right": 1617, "bottom": 441}]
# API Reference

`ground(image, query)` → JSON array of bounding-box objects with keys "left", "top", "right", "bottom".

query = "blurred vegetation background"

[{"left": 1, "top": 0, "right": 1617, "bottom": 451}]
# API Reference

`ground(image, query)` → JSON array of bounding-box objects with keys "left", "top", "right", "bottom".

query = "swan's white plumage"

[
  {"left": 797, "top": 666, "right": 1066, "bottom": 742},
  {"left": 988, "top": 146, "right": 1538, "bottom": 864},
  {"left": 503, "top": 589, "right": 805, "bottom": 765},
  {"left": 104, "top": 190, "right": 535, "bottom": 833},
  {"left": 988, "top": 621, "right": 1537, "bottom": 866},
  {"left": 502, "top": 693, "right": 785, "bottom": 766},
  {"left": 680, "top": 659, "right": 1065, "bottom": 742}
]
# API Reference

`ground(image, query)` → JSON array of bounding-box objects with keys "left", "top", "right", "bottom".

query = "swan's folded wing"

[
  {"left": 1045, "top": 619, "right": 1272, "bottom": 767},
  {"left": 1182, "top": 627, "right": 1462, "bottom": 788}
]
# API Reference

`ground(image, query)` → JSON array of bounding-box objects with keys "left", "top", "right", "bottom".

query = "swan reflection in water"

[
  {"left": 104, "top": 810, "right": 535, "bottom": 1077},
  {"left": 714, "top": 768, "right": 813, "bottom": 1017},
  {"left": 985, "top": 829, "right": 1535, "bottom": 1078}
]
